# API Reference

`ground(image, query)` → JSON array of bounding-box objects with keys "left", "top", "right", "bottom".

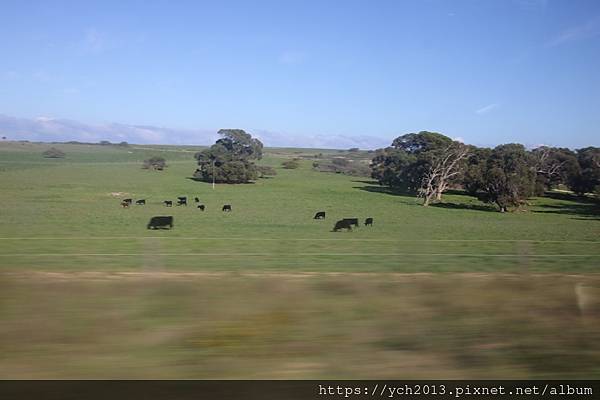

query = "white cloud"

[
  {"left": 475, "top": 103, "right": 499, "bottom": 114},
  {"left": 0, "top": 114, "right": 392, "bottom": 149},
  {"left": 546, "top": 16, "right": 600, "bottom": 47},
  {"left": 453, "top": 136, "right": 465, "bottom": 143}
]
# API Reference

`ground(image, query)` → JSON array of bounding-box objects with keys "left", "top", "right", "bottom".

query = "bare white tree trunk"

[{"left": 419, "top": 143, "right": 469, "bottom": 206}]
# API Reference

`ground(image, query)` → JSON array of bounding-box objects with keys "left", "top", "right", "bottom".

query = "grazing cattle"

[
  {"left": 313, "top": 211, "right": 326, "bottom": 219},
  {"left": 333, "top": 219, "right": 353, "bottom": 232},
  {"left": 135, "top": 199, "right": 146, "bottom": 205},
  {"left": 164, "top": 200, "right": 173, "bottom": 207},
  {"left": 343, "top": 218, "right": 360, "bottom": 228},
  {"left": 365, "top": 217, "right": 373, "bottom": 226},
  {"left": 147, "top": 216, "right": 174, "bottom": 230},
  {"left": 222, "top": 204, "right": 232, "bottom": 212},
  {"left": 177, "top": 196, "right": 187, "bottom": 206},
  {"left": 197, "top": 204, "right": 205, "bottom": 211},
  {"left": 120, "top": 201, "right": 130, "bottom": 208},
  {"left": 194, "top": 197, "right": 200, "bottom": 203},
  {"left": 123, "top": 198, "right": 133, "bottom": 204}
]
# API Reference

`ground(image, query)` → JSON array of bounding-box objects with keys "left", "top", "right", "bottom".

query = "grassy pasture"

[
  {"left": 0, "top": 141, "right": 599, "bottom": 378},
  {"left": 0, "top": 140, "right": 598, "bottom": 272}
]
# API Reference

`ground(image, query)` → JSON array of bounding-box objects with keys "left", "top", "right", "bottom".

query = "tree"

[
  {"left": 418, "top": 141, "right": 469, "bottom": 206},
  {"left": 370, "top": 131, "right": 466, "bottom": 204},
  {"left": 462, "top": 146, "right": 492, "bottom": 196},
  {"left": 193, "top": 129, "right": 263, "bottom": 184},
  {"left": 531, "top": 146, "right": 578, "bottom": 195},
  {"left": 478, "top": 144, "right": 536, "bottom": 212},
  {"left": 42, "top": 147, "right": 65, "bottom": 158},
  {"left": 143, "top": 156, "right": 167, "bottom": 170},
  {"left": 568, "top": 147, "right": 600, "bottom": 196}
]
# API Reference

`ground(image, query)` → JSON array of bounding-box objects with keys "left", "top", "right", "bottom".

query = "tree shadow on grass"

[
  {"left": 532, "top": 203, "right": 600, "bottom": 220},
  {"left": 185, "top": 177, "right": 256, "bottom": 184},
  {"left": 353, "top": 185, "right": 415, "bottom": 198},
  {"left": 430, "top": 202, "right": 499, "bottom": 213},
  {"left": 543, "top": 191, "right": 598, "bottom": 204},
  {"left": 532, "top": 191, "right": 600, "bottom": 220},
  {"left": 351, "top": 179, "right": 381, "bottom": 185}
]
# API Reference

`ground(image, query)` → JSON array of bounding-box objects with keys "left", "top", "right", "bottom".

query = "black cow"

[
  {"left": 135, "top": 199, "right": 145, "bottom": 205},
  {"left": 222, "top": 204, "right": 232, "bottom": 212},
  {"left": 333, "top": 219, "right": 353, "bottom": 232},
  {"left": 197, "top": 204, "right": 205, "bottom": 211},
  {"left": 365, "top": 217, "right": 373, "bottom": 226},
  {"left": 147, "top": 216, "right": 174, "bottom": 230},
  {"left": 123, "top": 198, "right": 133, "bottom": 204},
  {"left": 343, "top": 218, "right": 359, "bottom": 228},
  {"left": 194, "top": 197, "right": 200, "bottom": 203},
  {"left": 177, "top": 196, "right": 187, "bottom": 206},
  {"left": 313, "top": 211, "right": 326, "bottom": 219},
  {"left": 164, "top": 200, "right": 173, "bottom": 207}
]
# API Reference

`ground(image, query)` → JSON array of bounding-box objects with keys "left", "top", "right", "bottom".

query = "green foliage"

[
  {"left": 194, "top": 129, "right": 263, "bottom": 183},
  {"left": 143, "top": 156, "right": 167, "bottom": 170},
  {"left": 531, "top": 146, "right": 579, "bottom": 195},
  {"left": 568, "top": 147, "right": 600, "bottom": 196},
  {"left": 42, "top": 147, "right": 66, "bottom": 158},
  {"left": 370, "top": 131, "right": 456, "bottom": 193},
  {"left": 462, "top": 146, "right": 492, "bottom": 196},
  {"left": 477, "top": 144, "right": 536, "bottom": 211},
  {"left": 281, "top": 159, "right": 300, "bottom": 169},
  {"left": 257, "top": 165, "right": 277, "bottom": 178}
]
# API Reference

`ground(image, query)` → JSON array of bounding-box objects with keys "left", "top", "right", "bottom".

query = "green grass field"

[
  {"left": 1, "top": 140, "right": 598, "bottom": 272},
  {"left": 1, "top": 140, "right": 599, "bottom": 378}
]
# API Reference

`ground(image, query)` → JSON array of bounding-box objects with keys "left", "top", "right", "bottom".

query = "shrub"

[
  {"left": 257, "top": 165, "right": 277, "bottom": 178},
  {"left": 143, "top": 156, "right": 167, "bottom": 170},
  {"left": 42, "top": 147, "right": 65, "bottom": 158},
  {"left": 282, "top": 159, "right": 300, "bottom": 169}
]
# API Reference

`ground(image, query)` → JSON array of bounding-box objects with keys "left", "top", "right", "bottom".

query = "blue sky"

[{"left": 1, "top": 0, "right": 599, "bottom": 148}]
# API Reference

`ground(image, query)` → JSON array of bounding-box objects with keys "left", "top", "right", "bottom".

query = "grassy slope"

[{"left": 0, "top": 141, "right": 598, "bottom": 272}]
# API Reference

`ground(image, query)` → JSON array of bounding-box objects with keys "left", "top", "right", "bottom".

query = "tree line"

[{"left": 370, "top": 131, "right": 600, "bottom": 211}]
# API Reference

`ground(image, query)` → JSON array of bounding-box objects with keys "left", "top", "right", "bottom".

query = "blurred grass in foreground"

[{"left": 1, "top": 272, "right": 599, "bottom": 379}]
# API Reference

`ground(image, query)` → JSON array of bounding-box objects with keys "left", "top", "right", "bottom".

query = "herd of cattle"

[
  {"left": 120, "top": 196, "right": 221, "bottom": 211},
  {"left": 121, "top": 197, "right": 372, "bottom": 231},
  {"left": 313, "top": 212, "right": 373, "bottom": 231}
]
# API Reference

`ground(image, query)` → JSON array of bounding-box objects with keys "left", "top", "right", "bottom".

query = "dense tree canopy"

[
  {"left": 569, "top": 147, "right": 600, "bottom": 196},
  {"left": 194, "top": 129, "right": 263, "bottom": 184},
  {"left": 370, "top": 131, "right": 467, "bottom": 204},
  {"left": 371, "top": 132, "right": 599, "bottom": 212},
  {"left": 531, "top": 146, "right": 578, "bottom": 195},
  {"left": 477, "top": 144, "right": 536, "bottom": 212}
]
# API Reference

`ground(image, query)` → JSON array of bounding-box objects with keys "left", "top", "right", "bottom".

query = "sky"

[{"left": 0, "top": 0, "right": 599, "bottom": 149}]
